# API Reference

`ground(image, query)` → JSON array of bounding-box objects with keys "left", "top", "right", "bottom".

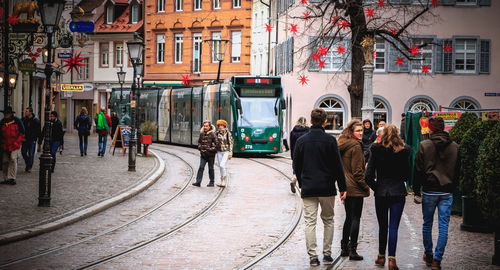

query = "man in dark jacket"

[
  {"left": 193, "top": 121, "right": 218, "bottom": 187},
  {"left": 413, "top": 117, "right": 459, "bottom": 270},
  {"left": 40, "top": 111, "right": 64, "bottom": 173},
  {"left": 22, "top": 107, "right": 41, "bottom": 172},
  {"left": 293, "top": 108, "right": 347, "bottom": 266},
  {"left": 0, "top": 106, "right": 25, "bottom": 185}
]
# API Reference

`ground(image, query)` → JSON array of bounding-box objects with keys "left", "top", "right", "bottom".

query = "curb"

[{"left": 0, "top": 149, "right": 166, "bottom": 245}]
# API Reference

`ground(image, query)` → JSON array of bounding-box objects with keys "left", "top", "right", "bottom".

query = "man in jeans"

[
  {"left": 413, "top": 117, "right": 459, "bottom": 270},
  {"left": 192, "top": 121, "right": 218, "bottom": 187},
  {"left": 22, "top": 107, "right": 41, "bottom": 172},
  {"left": 293, "top": 108, "right": 346, "bottom": 266},
  {"left": 94, "top": 107, "right": 112, "bottom": 157}
]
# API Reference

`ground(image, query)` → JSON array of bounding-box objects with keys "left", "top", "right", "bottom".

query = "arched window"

[
  {"left": 451, "top": 98, "right": 479, "bottom": 110},
  {"left": 374, "top": 98, "right": 388, "bottom": 128},
  {"left": 405, "top": 96, "right": 437, "bottom": 113},
  {"left": 317, "top": 97, "right": 346, "bottom": 132}
]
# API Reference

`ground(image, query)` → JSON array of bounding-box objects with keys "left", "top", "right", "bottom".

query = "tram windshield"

[{"left": 238, "top": 97, "right": 279, "bottom": 127}]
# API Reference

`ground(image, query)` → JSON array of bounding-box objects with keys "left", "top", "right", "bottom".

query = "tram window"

[{"left": 238, "top": 97, "right": 279, "bottom": 127}]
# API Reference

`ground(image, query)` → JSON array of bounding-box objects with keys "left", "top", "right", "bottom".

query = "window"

[
  {"left": 323, "top": 47, "right": 343, "bottom": 72},
  {"left": 233, "top": 0, "right": 241, "bottom": 8},
  {"left": 194, "top": 0, "right": 202, "bottom": 10},
  {"left": 100, "top": 43, "right": 109, "bottom": 67},
  {"left": 158, "top": 0, "right": 165, "bottom": 12},
  {"left": 175, "top": 34, "right": 183, "bottom": 63},
  {"left": 131, "top": 5, "right": 139, "bottom": 24},
  {"left": 212, "top": 32, "right": 221, "bottom": 63},
  {"left": 452, "top": 99, "right": 479, "bottom": 110},
  {"left": 373, "top": 98, "right": 388, "bottom": 128},
  {"left": 193, "top": 34, "right": 202, "bottom": 73},
  {"left": 106, "top": 6, "right": 113, "bottom": 24},
  {"left": 231, "top": 31, "right": 241, "bottom": 62},
  {"left": 456, "top": 0, "right": 477, "bottom": 5},
  {"left": 374, "top": 37, "right": 385, "bottom": 71},
  {"left": 77, "top": 58, "right": 89, "bottom": 80},
  {"left": 214, "top": 0, "right": 221, "bottom": 9},
  {"left": 157, "top": 35, "right": 165, "bottom": 63},
  {"left": 318, "top": 97, "right": 345, "bottom": 131},
  {"left": 115, "top": 43, "right": 123, "bottom": 66},
  {"left": 409, "top": 98, "right": 435, "bottom": 112},
  {"left": 455, "top": 39, "right": 476, "bottom": 73},
  {"left": 411, "top": 38, "right": 433, "bottom": 73},
  {"left": 175, "top": 0, "right": 183, "bottom": 11}
]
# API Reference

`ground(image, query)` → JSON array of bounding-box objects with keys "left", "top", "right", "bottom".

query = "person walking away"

[
  {"left": 74, "top": 107, "right": 91, "bottom": 156},
  {"left": 282, "top": 130, "right": 289, "bottom": 151},
  {"left": 110, "top": 112, "right": 119, "bottom": 140},
  {"left": 399, "top": 113, "right": 406, "bottom": 141},
  {"left": 365, "top": 125, "right": 411, "bottom": 270},
  {"left": 293, "top": 108, "right": 346, "bottom": 266},
  {"left": 413, "top": 117, "right": 459, "bottom": 270},
  {"left": 39, "top": 111, "right": 64, "bottom": 173},
  {"left": 362, "top": 119, "right": 376, "bottom": 162},
  {"left": 338, "top": 119, "right": 370, "bottom": 261},
  {"left": 0, "top": 107, "right": 25, "bottom": 185},
  {"left": 22, "top": 107, "right": 41, "bottom": 172},
  {"left": 193, "top": 121, "right": 218, "bottom": 187},
  {"left": 95, "top": 107, "right": 112, "bottom": 157},
  {"left": 289, "top": 116, "right": 309, "bottom": 193},
  {"left": 215, "top": 119, "right": 232, "bottom": 187}
]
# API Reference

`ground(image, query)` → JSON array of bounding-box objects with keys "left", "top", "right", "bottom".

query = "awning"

[{"left": 143, "top": 81, "right": 183, "bottom": 87}]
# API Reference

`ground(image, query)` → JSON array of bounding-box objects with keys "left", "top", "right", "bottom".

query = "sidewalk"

[{"left": 0, "top": 134, "right": 163, "bottom": 243}]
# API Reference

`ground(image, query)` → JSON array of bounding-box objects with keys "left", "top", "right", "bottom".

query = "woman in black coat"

[
  {"left": 362, "top": 119, "right": 377, "bottom": 161},
  {"left": 110, "top": 112, "right": 120, "bottom": 139},
  {"left": 289, "top": 116, "right": 309, "bottom": 193}
]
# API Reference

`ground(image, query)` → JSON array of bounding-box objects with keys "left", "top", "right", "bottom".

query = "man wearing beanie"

[{"left": 413, "top": 117, "right": 459, "bottom": 270}]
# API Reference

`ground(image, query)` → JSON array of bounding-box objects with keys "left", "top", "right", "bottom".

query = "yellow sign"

[
  {"left": 433, "top": 112, "right": 461, "bottom": 120},
  {"left": 130, "top": 100, "right": 136, "bottom": 108},
  {"left": 60, "top": 84, "right": 84, "bottom": 92}
]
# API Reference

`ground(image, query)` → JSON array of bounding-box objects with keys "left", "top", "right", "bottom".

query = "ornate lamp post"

[
  {"left": 37, "top": 0, "right": 64, "bottom": 207},
  {"left": 135, "top": 61, "right": 143, "bottom": 155},
  {"left": 117, "top": 66, "right": 126, "bottom": 101},
  {"left": 126, "top": 38, "right": 144, "bottom": 171},
  {"left": 204, "top": 39, "right": 229, "bottom": 82}
]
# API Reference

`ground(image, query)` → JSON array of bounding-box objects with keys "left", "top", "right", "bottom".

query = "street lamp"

[
  {"left": 204, "top": 39, "right": 229, "bottom": 82},
  {"left": 8, "top": 72, "right": 18, "bottom": 88},
  {"left": 37, "top": 0, "right": 64, "bottom": 207},
  {"left": 117, "top": 66, "right": 126, "bottom": 101},
  {"left": 126, "top": 38, "right": 144, "bottom": 172}
]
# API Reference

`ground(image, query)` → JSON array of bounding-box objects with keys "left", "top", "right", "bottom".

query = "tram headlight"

[
  {"left": 245, "top": 136, "right": 250, "bottom": 142},
  {"left": 272, "top": 133, "right": 277, "bottom": 138}
]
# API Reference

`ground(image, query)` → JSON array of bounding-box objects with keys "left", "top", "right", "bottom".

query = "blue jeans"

[
  {"left": 21, "top": 141, "right": 36, "bottom": 170},
  {"left": 422, "top": 193, "right": 453, "bottom": 262},
  {"left": 98, "top": 134, "right": 107, "bottom": 156},
  {"left": 375, "top": 196, "right": 405, "bottom": 256},
  {"left": 50, "top": 141, "right": 61, "bottom": 163}
]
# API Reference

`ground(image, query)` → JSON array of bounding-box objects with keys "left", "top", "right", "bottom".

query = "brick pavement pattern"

[{"left": 0, "top": 134, "right": 155, "bottom": 234}]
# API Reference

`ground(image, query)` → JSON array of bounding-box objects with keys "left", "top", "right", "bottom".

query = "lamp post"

[
  {"left": 204, "top": 39, "right": 229, "bottom": 82},
  {"left": 7, "top": 72, "right": 18, "bottom": 98},
  {"left": 37, "top": 0, "right": 64, "bottom": 207},
  {"left": 135, "top": 61, "right": 143, "bottom": 155},
  {"left": 126, "top": 38, "right": 144, "bottom": 172},
  {"left": 117, "top": 66, "right": 126, "bottom": 101}
]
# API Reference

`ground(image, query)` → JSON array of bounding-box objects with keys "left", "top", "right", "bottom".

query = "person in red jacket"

[
  {"left": 94, "top": 107, "right": 112, "bottom": 157},
  {"left": 0, "top": 106, "right": 25, "bottom": 185}
]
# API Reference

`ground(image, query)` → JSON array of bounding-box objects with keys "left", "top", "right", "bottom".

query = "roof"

[
  {"left": 77, "top": 0, "right": 105, "bottom": 13},
  {"left": 95, "top": 5, "right": 143, "bottom": 33}
]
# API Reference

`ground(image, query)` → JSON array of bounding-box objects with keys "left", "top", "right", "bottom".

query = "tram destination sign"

[{"left": 240, "top": 88, "right": 276, "bottom": 97}]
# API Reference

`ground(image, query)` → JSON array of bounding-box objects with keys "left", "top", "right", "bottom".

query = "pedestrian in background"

[
  {"left": 110, "top": 111, "right": 119, "bottom": 139},
  {"left": 338, "top": 119, "right": 370, "bottom": 261},
  {"left": 366, "top": 125, "right": 411, "bottom": 270},
  {"left": 193, "top": 121, "right": 218, "bottom": 187},
  {"left": 74, "top": 107, "right": 91, "bottom": 156},
  {"left": 378, "top": 121, "right": 387, "bottom": 129},
  {"left": 95, "top": 107, "right": 112, "bottom": 157},
  {"left": 413, "top": 117, "right": 459, "bottom": 270},
  {"left": 282, "top": 130, "right": 289, "bottom": 151},
  {"left": 293, "top": 108, "right": 346, "bottom": 266},
  {"left": 215, "top": 119, "right": 232, "bottom": 187},
  {"left": 400, "top": 113, "right": 406, "bottom": 141},
  {"left": 376, "top": 127, "right": 385, "bottom": 143},
  {"left": 0, "top": 106, "right": 25, "bottom": 185},
  {"left": 39, "top": 111, "right": 64, "bottom": 173},
  {"left": 289, "top": 116, "right": 309, "bottom": 194},
  {"left": 22, "top": 107, "right": 41, "bottom": 172},
  {"left": 362, "top": 119, "right": 376, "bottom": 162}
]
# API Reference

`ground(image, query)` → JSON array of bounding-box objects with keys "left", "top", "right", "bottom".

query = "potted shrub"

[
  {"left": 448, "top": 112, "right": 479, "bottom": 215},
  {"left": 459, "top": 120, "right": 496, "bottom": 232},
  {"left": 474, "top": 120, "right": 500, "bottom": 266},
  {"left": 140, "top": 121, "right": 157, "bottom": 155}
]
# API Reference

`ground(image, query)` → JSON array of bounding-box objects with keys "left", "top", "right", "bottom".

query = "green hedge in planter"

[
  {"left": 449, "top": 112, "right": 479, "bottom": 144},
  {"left": 140, "top": 121, "right": 158, "bottom": 136}
]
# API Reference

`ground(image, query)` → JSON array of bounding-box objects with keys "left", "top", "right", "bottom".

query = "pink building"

[{"left": 270, "top": 1, "right": 499, "bottom": 135}]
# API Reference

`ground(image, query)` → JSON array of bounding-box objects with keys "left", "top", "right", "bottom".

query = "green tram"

[{"left": 109, "top": 76, "right": 286, "bottom": 154}]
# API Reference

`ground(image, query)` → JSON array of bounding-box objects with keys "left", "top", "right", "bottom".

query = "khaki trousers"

[
  {"left": 2, "top": 149, "right": 19, "bottom": 180},
  {"left": 303, "top": 196, "right": 336, "bottom": 259}
]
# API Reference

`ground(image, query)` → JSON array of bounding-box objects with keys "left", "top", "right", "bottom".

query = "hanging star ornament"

[
  {"left": 409, "top": 45, "right": 420, "bottom": 56},
  {"left": 290, "top": 24, "right": 298, "bottom": 33},
  {"left": 303, "top": 12, "right": 311, "bottom": 21},
  {"left": 338, "top": 20, "right": 350, "bottom": 30},
  {"left": 378, "top": 0, "right": 385, "bottom": 7},
  {"left": 298, "top": 75, "right": 309, "bottom": 86},
  {"left": 336, "top": 45, "right": 346, "bottom": 54},
  {"left": 421, "top": 64, "right": 430, "bottom": 74},
  {"left": 265, "top": 24, "right": 273, "bottom": 32},
  {"left": 62, "top": 52, "right": 86, "bottom": 74},
  {"left": 395, "top": 57, "right": 405, "bottom": 66},
  {"left": 317, "top": 59, "right": 326, "bottom": 69},
  {"left": 312, "top": 52, "right": 322, "bottom": 62},
  {"left": 300, "top": 0, "right": 308, "bottom": 4},
  {"left": 331, "top": 16, "right": 339, "bottom": 24},
  {"left": 391, "top": 29, "right": 397, "bottom": 35},
  {"left": 318, "top": 46, "right": 329, "bottom": 56},
  {"left": 365, "top": 8, "right": 375, "bottom": 18},
  {"left": 431, "top": 0, "right": 439, "bottom": 7},
  {"left": 444, "top": 44, "right": 453, "bottom": 53},
  {"left": 7, "top": 15, "right": 19, "bottom": 25},
  {"left": 373, "top": 50, "right": 378, "bottom": 59},
  {"left": 181, "top": 74, "right": 191, "bottom": 86}
]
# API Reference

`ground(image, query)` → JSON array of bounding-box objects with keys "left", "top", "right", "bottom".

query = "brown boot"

[
  {"left": 431, "top": 260, "right": 441, "bottom": 270},
  {"left": 388, "top": 256, "right": 399, "bottom": 270},
  {"left": 423, "top": 253, "right": 433, "bottom": 267},
  {"left": 374, "top": 254, "right": 385, "bottom": 266}
]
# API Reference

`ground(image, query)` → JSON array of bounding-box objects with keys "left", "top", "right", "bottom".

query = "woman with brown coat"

[{"left": 338, "top": 119, "right": 370, "bottom": 260}]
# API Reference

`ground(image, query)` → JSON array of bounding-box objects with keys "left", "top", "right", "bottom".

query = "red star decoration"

[
  {"left": 62, "top": 52, "right": 86, "bottom": 74},
  {"left": 391, "top": 29, "right": 397, "bottom": 35},
  {"left": 336, "top": 45, "right": 346, "bottom": 54},
  {"left": 318, "top": 46, "right": 329, "bottom": 56},
  {"left": 8, "top": 15, "right": 19, "bottom": 25},
  {"left": 444, "top": 44, "right": 453, "bottom": 53},
  {"left": 265, "top": 24, "right": 273, "bottom": 32},
  {"left": 300, "top": 0, "right": 308, "bottom": 4},
  {"left": 338, "top": 19, "right": 350, "bottom": 30},
  {"left": 395, "top": 57, "right": 405, "bottom": 66},
  {"left": 312, "top": 52, "right": 322, "bottom": 62},
  {"left": 365, "top": 9, "right": 375, "bottom": 18},
  {"left": 377, "top": 0, "right": 385, "bottom": 7},
  {"left": 298, "top": 75, "right": 309, "bottom": 86},
  {"left": 331, "top": 16, "right": 339, "bottom": 24},
  {"left": 373, "top": 50, "right": 378, "bottom": 59},
  {"left": 290, "top": 24, "right": 298, "bottom": 33},
  {"left": 421, "top": 64, "right": 430, "bottom": 74},
  {"left": 181, "top": 75, "right": 191, "bottom": 86},
  {"left": 409, "top": 45, "right": 420, "bottom": 56},
  {"left": 303, "top": 12, "right": 311, "bottom": 21},
  {"left": 431, "top": 0, "right": 439, "bottom": 7},
  {"left": 317, "top": 59, "right": 326, "bottom": 69}
]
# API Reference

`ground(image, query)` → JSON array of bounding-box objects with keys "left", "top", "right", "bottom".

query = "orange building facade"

[{"left": 144, "top": 0, "right": 252, "bottom": 85}]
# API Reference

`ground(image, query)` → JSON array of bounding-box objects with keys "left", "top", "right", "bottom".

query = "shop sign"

[
  {"left": 58, "top": 53, "right": 73, "bottom": 59},
  {"left": 481, "top": 111, "right": 500, "bottom": 121},
  {"left": 484, "top": 93, "right": 500, "bottom": 97},
  {"left": 69, "top": 22, "right": 95, "bottom": 33},
  {"left": 60, "top": 84, "right": 84, "bottom": 92},
  {"left": 419, "top": 117, "right": 430, "bottom": 135},
  {"left": 83, "top": 83, "right": 94, "bottom": 91},
  {"left": 432, "top": 112, "right": 462, "bottom": 131},
  {"left": 18, "top": 59, "right": 36, "bottom": 73}
]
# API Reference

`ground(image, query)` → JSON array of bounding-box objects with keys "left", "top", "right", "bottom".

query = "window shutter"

[
  {"left": 434, "top": 39, "right": 444, "bottom": 73},
  {"left": 286, "top": 38, "right": 291, "bottom": 73},
  {"left": 308, "top": 37, "right": 319, "bottom": 71},
  {"left": 310, "top": 0, "right": 321, "bottom": 3},
  {"left": 479, "top": 0, "right": 491, "bottom": 6},
  {"left": 275, "top": 45, "right": 279, "bottom": 75},
  {"left": 443, "top": 39, "right": 453, "bottom": 73},
  {"left": 480, "top": 39, "right": 490, "bottom": 74},
  {"left": 344, "top": 38, "right": 352, "bottom": 71},
  {"left": 290, "top": 37, "right": 294, "bottom": 72},
  {"left": 440, "top": 0, "right": 455, "bottom": 5},
  {"left": 400, "top": 0, "right": 411, "bottom": 4}
]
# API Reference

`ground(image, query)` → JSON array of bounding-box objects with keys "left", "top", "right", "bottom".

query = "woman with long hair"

[
  {"left": 289, "top": 116, "right": 309, "bottom": 193},
  {"left": 74, "top": 107, "right": 91, "bottom": 156},
  {"left": 338, "top": 119, "right": 370, "bottom": 260},
  {"left": 365, "top": 125, "right": 411, "bottom": 270}
]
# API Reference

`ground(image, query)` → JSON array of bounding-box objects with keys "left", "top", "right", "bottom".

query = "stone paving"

[{"left": 0, "top": 134, "right": 156, "bottom": 235}]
